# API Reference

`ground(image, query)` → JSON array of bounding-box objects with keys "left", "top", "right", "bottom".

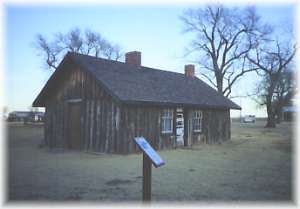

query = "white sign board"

[{"left": 134, "top": 137, "right": 165, "bottom": 168}]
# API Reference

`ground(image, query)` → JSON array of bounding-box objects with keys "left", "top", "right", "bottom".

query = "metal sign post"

[{"left": 134, "top": 137, "right": 165, "bottom": 202}]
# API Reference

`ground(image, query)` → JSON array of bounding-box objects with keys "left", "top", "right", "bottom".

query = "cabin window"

[
  {"left": 161, "top": 109, "right": 173, "bottom": 134},
  {"left": 192, "top": 110, "right": 202, "bottom": 132}
]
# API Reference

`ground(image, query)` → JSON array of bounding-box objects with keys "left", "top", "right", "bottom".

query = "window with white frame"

[
  {"left": 192, "top": 110, "right": 202, "bottom": 132},
  {"left": 161, "top": 109, "right": 173, "bottom": 133}
]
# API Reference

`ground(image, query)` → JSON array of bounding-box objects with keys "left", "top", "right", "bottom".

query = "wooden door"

[
  {"left": 68, "top": 103, "right": 82, "bottom": 149},
  {"left": 187, "top": 116, "right": 193, "bottom": 146},
  {"left": 183, "top": 109, "right": 193, "bottom": 146},
  {"left": 176, "top": 108, "right": 184, "bottom": 146},
  {"left": 183, "top": 109, "right": 188, "bottom": 146}
]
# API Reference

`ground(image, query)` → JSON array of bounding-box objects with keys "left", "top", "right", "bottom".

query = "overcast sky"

[{"left": 4, "top": 3, "right": 296, "bottom": 117}]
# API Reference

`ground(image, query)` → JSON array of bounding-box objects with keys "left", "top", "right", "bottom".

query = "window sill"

[{"left": 161, "top": 131, "right": 173, "bottom": 135}]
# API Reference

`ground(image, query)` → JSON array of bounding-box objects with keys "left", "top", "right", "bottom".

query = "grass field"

[{"left": 7, "top": 121, "right": 293, "bottom": 202}]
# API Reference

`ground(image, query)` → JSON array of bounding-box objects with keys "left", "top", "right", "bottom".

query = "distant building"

[
  {"left": 28, "top": 112, "right": 45, "bottom": 122},
  {"left": 282, "top": 106, "right": 296, "bottom": 121},
  {"left": 7, "top": 111, "right": 44, "bottom": 122},
  {"left": 8, "top": 111, "right": 30, "bottom": 122}
]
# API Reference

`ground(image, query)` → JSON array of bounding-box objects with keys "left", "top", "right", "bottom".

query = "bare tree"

[
  {"left": 272, "top": 69, "right": 295, "bottom": 123},
  {"left": 180, "top": 4, "right": 271, "bottom": 97},
  {"left": 247, "top": 39, "right": 296, "bottom": 127},
  {"left": 35, "top": 28, "right": 123, "bottom": 71},
  {"left": 36, "top": 34, "right": 59, "bottom": 70}
]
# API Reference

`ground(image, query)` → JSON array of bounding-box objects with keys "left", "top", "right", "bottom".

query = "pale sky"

[{"left": 3, "top": 3, "right": 296, "bottom": 117}]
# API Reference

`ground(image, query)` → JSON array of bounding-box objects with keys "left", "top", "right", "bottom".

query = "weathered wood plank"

[
  {"left": 104, "top": 101, "right": 109, "bottom": 153},
  {"left": 95, "top": 100, "right": 100, "bottom": 152},
  {"left": 89, "top": 100, "right": 94, "bottom": 150},
  {"left": 84, "top": 101, "right": 90, "bottom": 150}
]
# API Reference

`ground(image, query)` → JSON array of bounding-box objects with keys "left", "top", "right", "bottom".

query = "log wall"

[
  {"left": 185, "top": 108, "right": 231, "bottom": 146},
  {"left": 202, "top": 109, "right": 231, "bottom": 144},
  {"left": 117, "top": 106, "right": 176, "bottom": 154},
  {"left": 44, "top": 62, "right": 120, "bottom": 152}
]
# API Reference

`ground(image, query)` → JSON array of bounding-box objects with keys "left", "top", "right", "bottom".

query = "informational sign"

[{"left": 134, "top": 137, "right": 165, "bottom": 168}]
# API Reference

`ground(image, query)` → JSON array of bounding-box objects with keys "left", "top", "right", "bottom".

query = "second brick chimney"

[
  {"left": 185, "top": 64, "right": 195, "bottom": 77},
  {"left": 125, "top": 51, "right": 141, "bottom": 67}
]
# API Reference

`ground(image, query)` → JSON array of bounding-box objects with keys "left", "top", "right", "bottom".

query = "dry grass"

[{"left": 7, "top": 121, "right": 293, "bottom": 202}]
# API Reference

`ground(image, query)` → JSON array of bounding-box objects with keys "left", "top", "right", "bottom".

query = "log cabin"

[{"left": 33, "top": 51, "right": 241, "bottom": 154}]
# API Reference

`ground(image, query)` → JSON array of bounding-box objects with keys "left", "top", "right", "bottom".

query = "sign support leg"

[{"left": 143, "top": 153, "right": 152, "bottom": 201}]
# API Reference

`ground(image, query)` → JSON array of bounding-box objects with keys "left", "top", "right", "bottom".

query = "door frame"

[
  {"left": 183, "top": 108, "right": 194, "bottom": 147},
  {"left": 67, "top": 100, "right": 82, "bottom": 150},
  {"left": 183, "top": 108, "right": 188, "bottom": 146},
  {"left": 175, "top": 108, "right": 184, "bottom": 146}
]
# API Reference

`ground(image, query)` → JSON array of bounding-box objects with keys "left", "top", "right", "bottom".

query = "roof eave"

[{"left": 121, "top": 99, "right": 241, "bottom": 110}]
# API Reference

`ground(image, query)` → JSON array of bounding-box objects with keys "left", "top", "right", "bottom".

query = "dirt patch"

[
  {"left": 227, "top": 139, "right": 250, "bottom": 147},
  {"left": 272, "top": 140, "right": 291, "bottom": 153},
  {"left": 64, "top": 187, "right": 87, "bottom": 200},
  {"left": 65, "top": 193, "right": 83, "bottom": 200},
  {"left": 105, "top": 179, "right": 134, "bottom": 186}
]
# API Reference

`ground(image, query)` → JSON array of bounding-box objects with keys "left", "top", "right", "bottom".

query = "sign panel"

[{"left": 134, "top": 137, "right": 165, "bottom": 168}]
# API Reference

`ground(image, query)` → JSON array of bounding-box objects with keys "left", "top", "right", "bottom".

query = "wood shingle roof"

[{"left": 33, "top": 52, "right": 241, "bottom": 110}]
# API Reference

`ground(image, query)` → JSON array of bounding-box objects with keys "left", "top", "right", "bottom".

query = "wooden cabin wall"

[
  {"left": 118, "top": 106, "right": 176, "bottom": 154},
  {"left": 47, "top": 64, "right": 106, "bottom": 103},
  {"left": 44, "top": 63, "right": 121, "bottom": 152},
  {"left": 81, "top": 98, "right": 120, "bottom": 153},
  {"left": 184, "top": 108, "right": 231, "bottom": 146},
  {"left": 44, "top": 102, "right": 66, "bottom": 148},
  {"left": 202, "top": 109, "right": 231, "bottom": 144}
]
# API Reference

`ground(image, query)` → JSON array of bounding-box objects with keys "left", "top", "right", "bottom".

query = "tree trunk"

[
  {"left": 216, "top": 72, "right": 223, "bottom": 94},
  {"left": 265, "top": 97, "right": 276, "bottom": 128},
  {"left": 275, "top": 108, "right": 282, "bottom": 124},
  {"left": 275, "top": 101, "right": 283, "bottom": 124}
]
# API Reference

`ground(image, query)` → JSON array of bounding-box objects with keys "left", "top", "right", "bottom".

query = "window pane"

[
  {"left": 166, "top": 120, "right": 171, "bottom": 131},
  {"left": 162, "top": 111, "right": 167, "bottom": 117},
  {"left": 161, "top": 109, "right": 173, "bottom": 133},
  {"left": 192, "top": 110, "right": 202, "bottom": 131},
  {"left": 168, "top": 109, "right": 172, "bottom": 118}
]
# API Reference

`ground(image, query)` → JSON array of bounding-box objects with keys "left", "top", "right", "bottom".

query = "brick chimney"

[
  {"left": 185, "top": 64, "right": 195, "bottom": 77},
  {"left": 125, "top": 51, "right": 141, "bottom": 66}
]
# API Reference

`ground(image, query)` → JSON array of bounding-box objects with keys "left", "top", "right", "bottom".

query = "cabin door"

[
  {"left": 176, "top": 108, "right": 184, "bottom": 146},
  {"left": 68, "top": 102, "right": 82, "bottom": 149}
]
